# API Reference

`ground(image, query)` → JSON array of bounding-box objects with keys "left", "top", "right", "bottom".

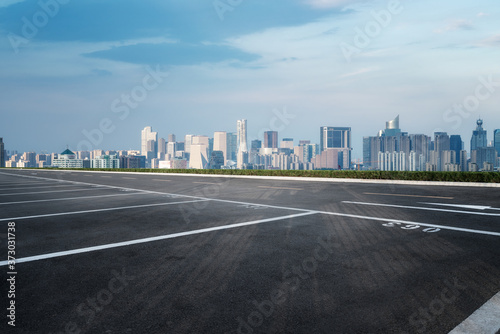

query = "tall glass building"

[
  {"left": 494, "top": 129, "right": 500, "bottom": 155},
  {"left": 320, "top": 127, "right": 351, "bottom": 152},
  {"left": 470, "top": 119, "right": 487, "bottom": 152}
]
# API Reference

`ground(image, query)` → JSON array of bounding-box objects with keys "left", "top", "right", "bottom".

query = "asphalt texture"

[{"left": 0, "top": 169, "right": 499, "bottom": 334}]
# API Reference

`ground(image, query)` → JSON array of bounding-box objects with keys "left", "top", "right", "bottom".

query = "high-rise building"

[
  {"left": 280, "top": 138, "right": 294, "bottom": 149},
  {"left": 158, "top": 138, "right": 166, "bottom": 155},
  {"left": 184, "top": 135, "right": 194, "bottom": 154},
  {"left": 227, "top": 133, "right": 237, "bottom": 161},
  {"left": 264, "top": 131, "right": 278, "bottom": 149},
  {"left": 470, "top": 119, "right": 487, "bottom": 152},
  {"left": 237, "top": 119, "right": 248, "bottom": 153},
  {"left": 237, "top": 120, "right": 249, "bottom": 169},
  {"left": 384, "top": 115, "right": 402, "bottom": 137},
  {"left": 0, "top": 138, "right": 4, "bottom": 168},
  {"left": 494, "top": 129, "right": 500, "bottom": 155},
  {"left": 450, "top": 135, "right": 463, "bottom": 163},
  {"left": 213, "top": 131, "right": 228, "bottom": 163},
  {"left": 141, "top": 126, "right": 158, "bottom": 156},
  {"left": 320, "top": 127, "right": 351, "bottom": 152},
  {"left": 168, "top": 134, "right": 176, "bottom": 143}
]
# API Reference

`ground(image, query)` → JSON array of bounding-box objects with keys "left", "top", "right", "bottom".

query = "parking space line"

[
  {"left": 318, "top": 210, "right": 500, "bottom": 237},
  {"left": 363, "top": 192, "right": 454, "bottom": 200},
  {"left": 2, "top": 171, "right": 499, "bottom": 237},
  {"left": 258, "top": 186, "right": 302, "bottom": 191},
  {"left": 0, "top": 199, "right": 210, "bottom": 222},
  {"left": 0, "top": 192, "right": 148, "bottom": 206},
  {"left": 0, "top": 188, "right": 99, "bottom": 197},
  {"left": 449, "top": 291, "right": 500, "bottom": 334},
  {"left": 0, "top": 184, "right": 79, "bottom": 191},
  {"left": 342, "top": 201, "right": 500, "bottom": 217},
  {"left": 0, "top": 211, "right": 317, "bottom": 266}
]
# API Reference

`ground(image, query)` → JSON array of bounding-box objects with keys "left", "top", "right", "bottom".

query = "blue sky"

[{"left": 1, "top": 0, "right": 499, "bottom": 159}]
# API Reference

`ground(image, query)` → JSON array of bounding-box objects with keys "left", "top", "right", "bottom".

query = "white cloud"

[
  {"left": 340, "top": 67, "right": 378, "bottom": 78},
  {"left": 476, "top": 12, "right": 489, "bottom": 18},
  {"left": 476, "top": 34, "right": 500, "bottom": 47},
  {"left": 434, "top": 19, "right": 474, "bottom": 34}
]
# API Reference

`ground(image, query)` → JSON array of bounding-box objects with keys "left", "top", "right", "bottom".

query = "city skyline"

[{"left": 1, "top": 1, "right": 500, "bottom": 158}]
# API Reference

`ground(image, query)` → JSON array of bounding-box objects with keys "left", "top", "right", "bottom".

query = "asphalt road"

[{"left": 0, "top": 169, "right": 499, "bottom": 334}]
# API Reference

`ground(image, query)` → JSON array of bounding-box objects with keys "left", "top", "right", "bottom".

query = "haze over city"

[{"left": 1, "top": 0, "right": 500, "bottom": 159}]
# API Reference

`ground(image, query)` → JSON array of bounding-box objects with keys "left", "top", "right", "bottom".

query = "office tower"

[
  {"left": 264, "top": 131, "right": 278, "bottom": 149},
  {"left": 141, "top": 126, "right": 158, "bottom": 156},
  {"left": 237, "top": 119, "right": 248, "bottom": 153},
  {"left": 227, "top": 133, "right": 237, "bottom": 161},
  {"left": 168, "top": 134, "right": 176, "bottom": 143},
  {"left": 209, "top": 151, "right": 224, "bottom": 169},
  {"left": 0, "top": 138, "right": 4, "bottom": 168},
  {"left": 190, "top": 136, "right": 210, "bottom": 169},
  {"left": 450, "top": 135, "right": 463, "bottom": 163},
  {"left": 459, "top": 150, "right": 468, "bottom": 172},
  {"left": 213, "top": 131, "right": 228, "bottom": 163},
  {"left": 184, "top": 135, "right": 194, "bottom": 153},
  {"left": 433, "top": 132, "right": 450, "bottom": 171},
  {"left": 158, "top": 138, "right": 166, "bottom": 155},
  {"left": 251, "top": 140, "right": 262, "bottom": 150},
  {"left": 383, "top": 115, "right": 402, "bottom": 137},
  {"left": 167, "top": 142, "right": 176, "bottom": 159},
  {"left": 280, "top": 138, "right": 294, "bottom": 149},
  {"left": 494, "top": 129, "right": 500, "bottom": 155},
  {"left": 470, "top": 119, "right": 487, "bottom": 152},
  {"left": 410, "top": 134, "right": 430, "bottom": 167},
  {"left": 320, "top": 126, "right": 351, "bottom": 152}
]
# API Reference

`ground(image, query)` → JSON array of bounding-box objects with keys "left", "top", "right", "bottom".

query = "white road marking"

[
  {"left": 122, "top": 177, "right": 136, "bottom": 180},
  {"left": 0, "top": 211, "right": 317, "bottom": 266},
  {"left": 0, "top": 188, "right": 98, "bottom": 196},
  {"left": 258, "top": 186, "right": 302, "bottom": 191},
  {"left": 319, "top": 210, "right": 500, "bottom": 237},
  {"left": 448, "top": 291, "right": 500, "bottom": 334},
  {"left": 0, "top": 184, "right": 79, "bottom": 191},
  {"left": 1, "top": 171, "right": 499, "bottom": 237},
  {"left": 0, "top": 192, "right": 147, "bottom": 206},
  {"left": 363, "top": 192, "right": 454, "bottom": 199},
  {"left": 152, "top": 179, "right": 171, "bottom": 182},
  {"left": 193, "top": 181, "right": 218, "bottom": 184},
  {"left": 0, "top": 199, "right": 209, "bottom": 222},
  {"left": 423, "top": 203, "right": 500, "bottom": 211},
  {"left": 342, "top": 201, "right": 500, "bottom": 217}
]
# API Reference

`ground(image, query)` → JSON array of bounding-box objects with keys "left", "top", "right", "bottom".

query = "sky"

[{"left": 1, "top": 0, "right": 499, "bottom": 160}]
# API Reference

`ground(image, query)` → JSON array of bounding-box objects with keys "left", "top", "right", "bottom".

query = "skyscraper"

[
  {"left": 470, "top": 119, "right": 487, "bottom": 152},
  {"left": 384, "top": 115, "right": 402, "bottom": 137},
  {"left": 141, "top": 126, "right": 158, "bottom": 156},
  {"left": 0, "top": 138, "right": 4, "bottom": 168},
  {"left": 237, "top": 119, "right": 248, "bottom": 169},
  {"left": 450, "top": 135, "right": 463, "bottom": 163},
  {"left": 213, "top": 131, "right": 228, "bottom": 163},
  {"left": 320, "top": 127, "right": 351, "bottom": 152},
  {"left": 236, "top": 119, "right": 248, "bottom": 153},
  {"left": 494, "top": 129, "right": 500, "bottom": 155},
  {"left": 263, "top": 131, "right": 278, "bottom": 149}
]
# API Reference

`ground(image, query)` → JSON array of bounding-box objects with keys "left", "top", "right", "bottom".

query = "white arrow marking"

[{"left": 422, "top": 203, "right": 499, "bottom": 211}]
